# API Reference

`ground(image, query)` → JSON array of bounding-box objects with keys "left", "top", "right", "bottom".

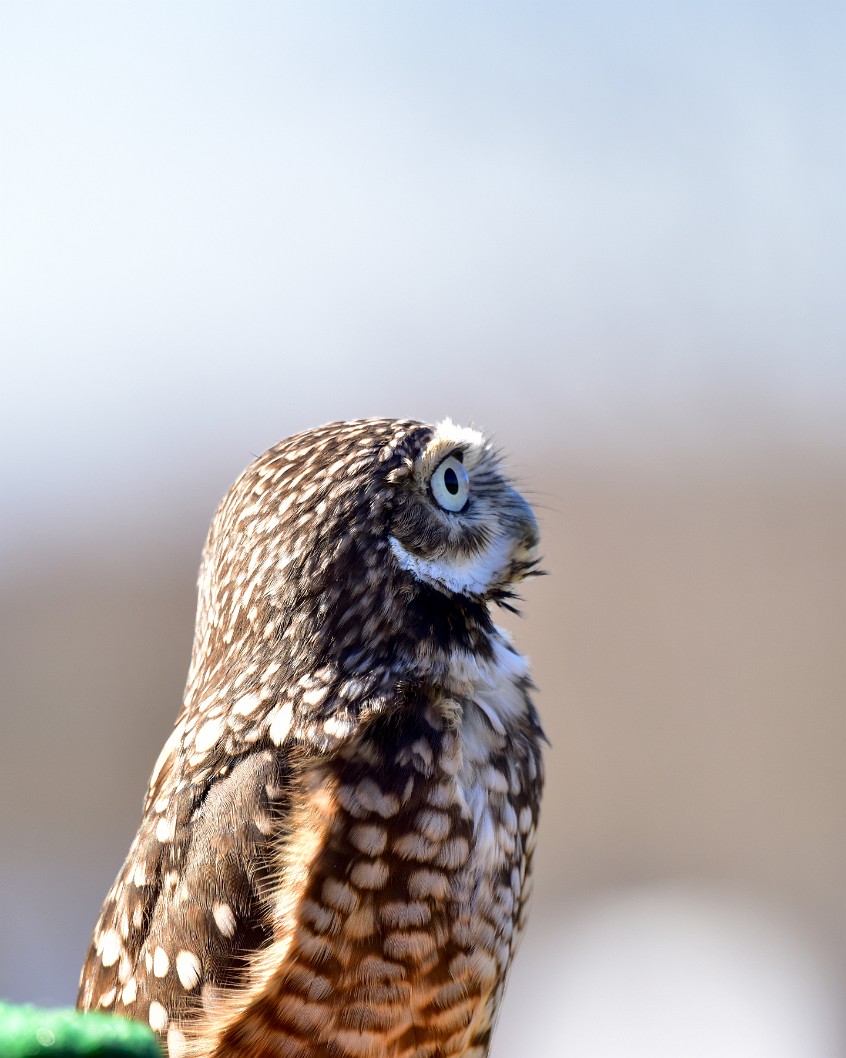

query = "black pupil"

[{"left": 443, "top": 466, "right": 460, "bottom": 495}]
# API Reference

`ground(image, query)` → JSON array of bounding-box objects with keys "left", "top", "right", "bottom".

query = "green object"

[{"left": 0, "top": 1003, "right": 160, "bottom": 1057}]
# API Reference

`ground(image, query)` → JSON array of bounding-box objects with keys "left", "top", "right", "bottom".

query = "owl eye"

[{"left": 430, "top": 454, "right": 470, "bottom": 513}]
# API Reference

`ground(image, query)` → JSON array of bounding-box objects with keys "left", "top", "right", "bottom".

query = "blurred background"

[{"left": 1, "top": 3, "right": 844, "bottom": 1055}]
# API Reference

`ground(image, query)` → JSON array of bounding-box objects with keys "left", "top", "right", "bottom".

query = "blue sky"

[{"left": 2, "top": 2, "right": 844, "bottom": 549}]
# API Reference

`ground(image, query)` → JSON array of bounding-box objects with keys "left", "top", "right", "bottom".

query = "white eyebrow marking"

[{"left": 434, "top": 418, "right": 484, "bottom": 447}]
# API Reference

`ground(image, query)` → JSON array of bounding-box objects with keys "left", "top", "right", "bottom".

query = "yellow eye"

[{"left": 430, "top": 454, "right": 470, "bottom": 513}]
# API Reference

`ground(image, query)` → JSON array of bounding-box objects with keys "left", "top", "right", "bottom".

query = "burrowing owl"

[{"left": 78, "top": 418, "right": 544, "bottom": 1058}]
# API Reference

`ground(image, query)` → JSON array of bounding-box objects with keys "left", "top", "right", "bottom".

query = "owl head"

[
  {"left": 187, "top": 418, "right": 539, "bottom": 714},
  {"left": 383, "top": 418, "right": 538, "bottom": 600}
]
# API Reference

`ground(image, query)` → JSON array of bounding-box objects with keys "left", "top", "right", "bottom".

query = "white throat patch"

[{"left": 388, "top": 533, "right": 512, "bottom": 598}]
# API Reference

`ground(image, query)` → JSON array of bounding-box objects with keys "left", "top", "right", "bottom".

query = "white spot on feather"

[
  {"left": 213, "top": 902, "right": 237, "bottom": 938},
  {"left": 176, "top": 950, "right": 201, "bottom": 990},
  {"left": 350, "top": 859, "right": 389, "bottom": 889},
  {"left": 98, "top": 929, "right": 122, "bottom": 967},
  {"left": 302, "top": 685, "right": 328, "bottom": 707},
  {"left": 194, "top": 716, "right": 223, "bottom": 752},
  {"left": 148, "top": 1001, "right": 168, "bottom": 1032},
  {"left": 408, "top": 868, "right": 451, "bottom": 900},
  {"left": 156, "top": 816, "right": 175, "bottom": 843},
  {"left": 232, "top": 692, "right": 262, "bottom": 716},
  {"left": 153, "top": 946, "right": 169, "bottom": 977},
  {"left": 349, "top": 823, "right": 388, "bottom": 856},
  {"left": 323, "top": 714, "right": 351, "bottom": 738},
  {"left": 268, "top": 701, "right": 294, "bottom": 745},
  {"left": 148, "top": 721, "right": 184, "bottom": 788},
  {"left": 353, "top": 778, "right": 399, "bottom": 818}
]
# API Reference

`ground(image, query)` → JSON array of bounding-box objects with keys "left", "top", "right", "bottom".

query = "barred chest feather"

[{"left": 193, "top": 630, "right": 543, "bottom": 1058}]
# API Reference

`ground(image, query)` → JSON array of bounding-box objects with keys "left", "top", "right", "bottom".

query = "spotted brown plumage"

[{"left": 77, "top": 418, "right": 545, "bottom": 1058}]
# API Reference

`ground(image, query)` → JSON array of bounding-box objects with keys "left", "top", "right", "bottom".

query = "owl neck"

[{"left": 182, "top": 579, "right": 508, "bottom": 748}]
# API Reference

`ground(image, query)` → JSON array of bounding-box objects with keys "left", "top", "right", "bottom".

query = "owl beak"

[{"left": 505, "top": 490, "right": 541, "bottom": 581}]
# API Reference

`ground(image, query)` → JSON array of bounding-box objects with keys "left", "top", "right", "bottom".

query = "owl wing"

[{"left": 78, "top": 738, "right": 289, "bottom": 1036}]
